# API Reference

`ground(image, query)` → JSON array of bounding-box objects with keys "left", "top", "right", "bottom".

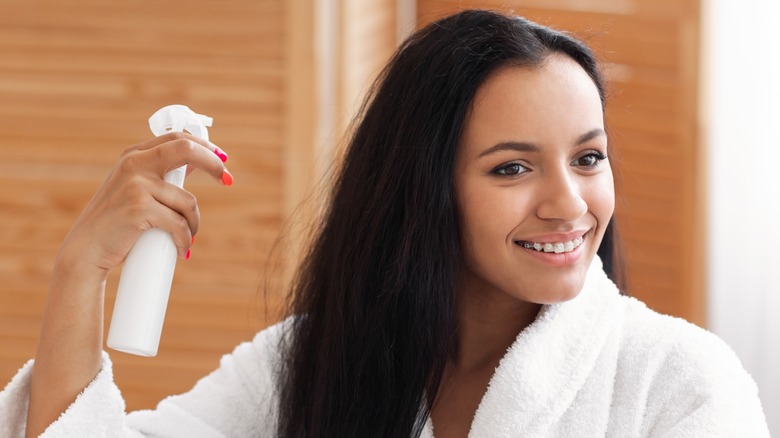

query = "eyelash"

[
  {"left": 489, "top": 151, "right": 607, "bottom": 177},
  {"left": 573, "top": 150, "right": 607, "bottom": 168},
  {"left": 491, "top": 162, "right": 529, "bottom": 176}
]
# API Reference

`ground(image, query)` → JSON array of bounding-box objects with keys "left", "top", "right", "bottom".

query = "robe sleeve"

[
  {"left": 639, "top": 329, "right": 770, "bottom": 438},
  {"left": 0, "top": 351, "right": 135, "bottom": 438},
  {"left": 0, "top": 323, "right": 284, "bottom": 438}
]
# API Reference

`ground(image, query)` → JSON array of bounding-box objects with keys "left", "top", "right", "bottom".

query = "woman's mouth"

[{"left": 514, "top": 235, "right": 584, "bottom": 254}]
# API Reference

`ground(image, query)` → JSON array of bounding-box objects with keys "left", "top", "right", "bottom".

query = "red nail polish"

[
  {"left": 221, "top": 169, "right": 234, "bottom": 186},
  {"left": 185, "top": 249, "right": 191, "bottom": 260},
  {"left": 191, "top": 235, "right": 196, "bottom": 246},
  {"left": 214, "top": 146, "right": 228, "bottom": 163}
]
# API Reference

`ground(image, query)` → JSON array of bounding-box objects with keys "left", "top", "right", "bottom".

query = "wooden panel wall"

[
  {"left": 418, "top": 1, "right": 705, "bottom": 325},
  {"left": 338, "top": 0, "right": 398, "bottom": 138},
  {"left": 0, "top": 0, "right": 286, "bottom": 411}
]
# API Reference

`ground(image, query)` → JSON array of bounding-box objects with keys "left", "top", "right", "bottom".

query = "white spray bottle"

[{"left": 107, "top": 105, "right": 213, "bottom": 357}]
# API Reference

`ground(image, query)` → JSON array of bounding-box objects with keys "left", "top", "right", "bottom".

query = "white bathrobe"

[{"left": 0, "top": 258, "right": 769, "bottom": 437}]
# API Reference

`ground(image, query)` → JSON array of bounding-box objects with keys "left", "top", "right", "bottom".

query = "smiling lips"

[{"left": 515, "top": 234, "right": 585, "bottom": 254}]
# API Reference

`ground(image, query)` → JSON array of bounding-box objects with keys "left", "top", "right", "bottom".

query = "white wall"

[{"left": 703, "top": 0, "right": 780, "bottom": 433}]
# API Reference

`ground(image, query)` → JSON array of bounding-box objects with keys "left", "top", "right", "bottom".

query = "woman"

[{"left": 0, "top": 9, "right": 769, "bottom": 437}]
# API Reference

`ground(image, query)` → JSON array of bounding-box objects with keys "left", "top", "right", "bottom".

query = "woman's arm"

[
  {"left": 25, "top": 252, "right": 108, "bottom": 437},
  {"left": 24, "top": 133, "right": 230, "bottom": 437}
]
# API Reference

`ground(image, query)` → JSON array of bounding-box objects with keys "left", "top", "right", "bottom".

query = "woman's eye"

[
  {"left": 573, "top": 151, "right": 607, "bottom": 168},
  {"left": 491, "top": 162, "right": 528, "bottom": 176}
]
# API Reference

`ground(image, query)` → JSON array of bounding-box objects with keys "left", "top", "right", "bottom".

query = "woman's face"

[{"left": 454, "top": 55, "right": 614, "bottom": 305}]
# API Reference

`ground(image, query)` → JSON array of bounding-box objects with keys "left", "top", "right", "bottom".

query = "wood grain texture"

[
  {"left": 417, "top": 0, "right": 705, "bottom": 325},
  {"left": 0, "top": 0, "right": 285, "bottom": 411},
  {"left": 339, "top": 0, "right": 397, "bottom": 131}
]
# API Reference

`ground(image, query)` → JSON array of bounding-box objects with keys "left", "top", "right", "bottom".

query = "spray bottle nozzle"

[{"left": 148, "top": 104, "right": 213, "bottom": 141}]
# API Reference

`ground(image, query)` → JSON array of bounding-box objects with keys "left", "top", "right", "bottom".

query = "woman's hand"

[{"left": 58, "top": 132, "right": 232, "bottom": 277}]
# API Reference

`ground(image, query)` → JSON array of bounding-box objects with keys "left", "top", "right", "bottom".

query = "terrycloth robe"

[{"left": 0, "top": 257, "right": 769, "bottom": 437}]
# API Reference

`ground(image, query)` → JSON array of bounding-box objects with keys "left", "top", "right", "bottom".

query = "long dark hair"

[{"left": 277, "top": 9, "right": 624, "bottom": 437}]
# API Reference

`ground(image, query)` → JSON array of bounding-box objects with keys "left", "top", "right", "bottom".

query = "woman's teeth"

[{"left": 518, "top": 236, "right": 584, "bottom": 253}]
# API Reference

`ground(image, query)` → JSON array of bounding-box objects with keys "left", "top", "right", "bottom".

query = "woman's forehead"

[{"left": 462, "top": 55, "right": 605, "bottom": 155}]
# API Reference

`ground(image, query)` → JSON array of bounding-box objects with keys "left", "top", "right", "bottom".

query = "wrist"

[{"left": 54, "top": 243, "right": 110, "bottom": 286}]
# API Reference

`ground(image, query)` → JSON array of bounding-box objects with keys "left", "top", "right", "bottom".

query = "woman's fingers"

[
  {"left": 124, "top": 132, "right": 229, "bottom": 171},
  {"left": 144, "top": 195, "right": 198, "bottom": 259},
  {"left": 149, "top": 179, "right": 201, "bottom": 245},
  {"left": 129, "top": 133, "right": 232, "bottom": 185},
  {"left": 126, "top": 131, "right": 221, "bottom": 155}
]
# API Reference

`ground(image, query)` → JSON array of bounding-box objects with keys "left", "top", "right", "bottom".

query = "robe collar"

[{"left": 423, "top": 256, "right": 625, "bottom": 437}]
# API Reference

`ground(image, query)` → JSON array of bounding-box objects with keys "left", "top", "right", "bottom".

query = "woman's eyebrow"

[
  {"left": 575, "top": 128, "right": 606, "bottom": 145},
  {"left": 478, "top": 141, "right": 539, "bottom": 158},
  {"left": 477, "top": 128, "right": 606, "bottom": 159}
]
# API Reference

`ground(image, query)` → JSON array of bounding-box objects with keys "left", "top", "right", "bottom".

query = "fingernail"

[
  {"left": 214, "top": 146, "right": 228, "bottom": 163},
  {"left": 191, "top": 235, "right": 196, "bottom": 246},
  {"left": 185, "top": 249, "right": 192, "bottom": 260},
  {"left": 221, "top": 169, "right": 234, "bottom": 186}
]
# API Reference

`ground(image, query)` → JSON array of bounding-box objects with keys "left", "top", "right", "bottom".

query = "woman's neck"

[{"left": 453, "top": 278, "right": 542, "bottom": 371}]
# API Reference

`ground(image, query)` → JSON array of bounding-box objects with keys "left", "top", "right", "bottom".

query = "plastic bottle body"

[{"left": 107, "top": 228, "right": 178, "bottom": 356}]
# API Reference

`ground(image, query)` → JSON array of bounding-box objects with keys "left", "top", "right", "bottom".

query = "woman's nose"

[{"left": 535, "top": 170, "right": 588, "bottom": 221}]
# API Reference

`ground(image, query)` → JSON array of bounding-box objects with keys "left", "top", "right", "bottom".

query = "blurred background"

[{"left": 0, "top": 0, "right": 776, "bottom": 433}]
